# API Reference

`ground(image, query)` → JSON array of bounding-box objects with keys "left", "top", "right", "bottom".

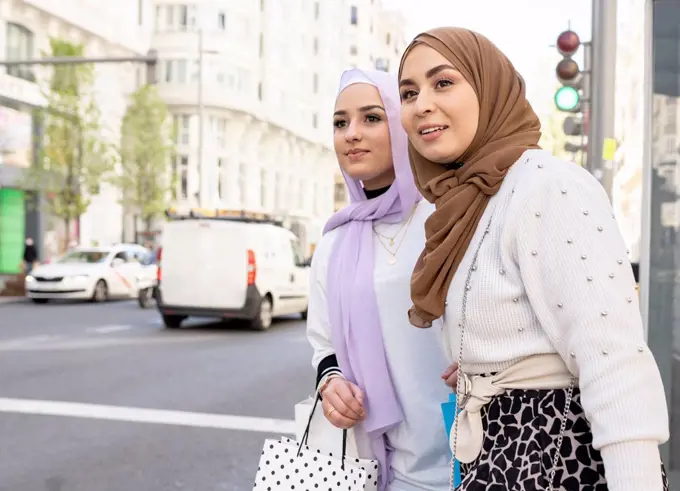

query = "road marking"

[
  {"left": 0, "top": 334, "right": 229, "bottom": 351},
  {"left": 0, "top": 398, "right": 296, "bottom": 435},
  {"left": 87, "top": 324, "right": 133, "bottom": 334},
  {"left": 0, "top": 334, "right": 60, "bottom": 348}
]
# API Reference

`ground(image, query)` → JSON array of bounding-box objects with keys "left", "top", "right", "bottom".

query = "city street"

[{"left": 0, "top": 300, "right": 313, "bottom": 491}]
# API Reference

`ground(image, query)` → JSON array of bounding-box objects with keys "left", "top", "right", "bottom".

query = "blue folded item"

[{"left": 441, "top": 393, "right": 461, "bottom": 487}]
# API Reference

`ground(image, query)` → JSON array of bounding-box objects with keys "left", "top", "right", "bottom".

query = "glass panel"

[{"left": 650, "top": 1, "right": 680, "bottom": 486}]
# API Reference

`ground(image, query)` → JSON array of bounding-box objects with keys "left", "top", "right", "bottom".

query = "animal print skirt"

[{"left": 457, "top": 387, "right": 668, "bottom": 490}]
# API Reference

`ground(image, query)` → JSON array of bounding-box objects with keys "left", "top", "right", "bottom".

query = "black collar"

[{"left": 364, "top": 185, "right": 390, "bottom": 199}]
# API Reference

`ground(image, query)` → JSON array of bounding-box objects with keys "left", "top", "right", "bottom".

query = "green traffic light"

[{"left": 555, "top": 86, "right": 580, "bottom": 112}]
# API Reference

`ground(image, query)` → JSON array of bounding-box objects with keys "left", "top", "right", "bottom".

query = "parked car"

[
  {"left": 25, "top": 244, "right": 152, "bottom": 303},
  {"left": 137, "top": 251, "right": 158, "bottom": 309},
  {"left": 155, "top": 213, "right": 310, "bottom": 330}
]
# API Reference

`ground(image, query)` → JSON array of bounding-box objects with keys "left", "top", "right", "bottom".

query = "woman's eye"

[
  {"left": 400, "top": 89, "right": 416, "bottom": 101},
  {"left": 435, "top": 79, "right": 453, "bottom": 89},
  {"left": 366, "top": 115, "right": 381, "bottom": 123},
  {"left": 333, "top": 120, "right": 346, "bottom": 128}
]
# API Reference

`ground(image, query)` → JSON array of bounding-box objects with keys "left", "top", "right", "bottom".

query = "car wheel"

[
  {"left": 92, "top": 280, "right": 108, "bottom": 303},
  {"left": 138, "top": 288, "right": 154, "bottom": 309},
  {"left": 251, "top": 295, "right": 273, "bottom": 331},
  {"left": 162, "top": 314, "right": 185, "bottom": 328},
  {"left": 31, "top": 298, "right": 48, "bottom": 304}
]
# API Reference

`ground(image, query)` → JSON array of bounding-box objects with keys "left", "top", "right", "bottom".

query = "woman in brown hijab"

[{"left": 398, "top": 27, "right": 669, "bottom": 491}]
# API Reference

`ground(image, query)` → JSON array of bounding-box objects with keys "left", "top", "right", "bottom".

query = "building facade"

[
  {"left": 642, "top": 0, "right": 680, "bottom": 486},
  {"left": 612, "top": 0, "right": 647, "bottom": 264},
  {"left": 149, "top": 0, "right": 406, "bottom": 249},
  {"left": 332, "top": 0, "right": 407, "bottom": 212},
  {"left": 0, "top": 0, "right": 153, "bottom": 271}
]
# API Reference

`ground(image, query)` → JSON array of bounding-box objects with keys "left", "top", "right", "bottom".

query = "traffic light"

[
  {"left": 564, "top": 141, "right": 586, "bottom": 153},
  {"left": 563, "top": 116, "right": 584, "bottom": 136},
  {"left": 146, "top": 49, "right": 158, "bottom": 85},
  {"left": 554, "top": 30, "right": 582, "bottom": 113}
]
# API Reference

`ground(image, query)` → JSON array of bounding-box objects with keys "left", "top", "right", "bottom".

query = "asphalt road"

[{"left": 0, "top": 299, "right": 314, "bottom": 491}]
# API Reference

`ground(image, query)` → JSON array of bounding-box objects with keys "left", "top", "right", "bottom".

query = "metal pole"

[
  {"left": 0, "top": 52, "right": 157, "bottom": 67},
  {"left": 639, "top": 0, "right": 655, "bottom": 342},
  {"left": 589, "top": 0, "right": 618, "bottom": 200},
  {"left": 197, "top": 29, "right": 204, "bottom": 208},
  {"left": 582, "top": 42, "right": 592, "bottom": 170}
]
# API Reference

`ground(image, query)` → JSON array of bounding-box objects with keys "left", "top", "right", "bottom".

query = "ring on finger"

[{"left": 326, "top": 407, "right": 336, "bottom": 418}]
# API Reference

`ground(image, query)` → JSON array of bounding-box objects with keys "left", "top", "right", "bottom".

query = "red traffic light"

[{"left": 557, "top": 30, "right": 580, "bottom": 56}]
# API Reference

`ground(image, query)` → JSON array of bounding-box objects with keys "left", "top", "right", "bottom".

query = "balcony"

[{"left": 0, "top": 71, "right": 44, "bottom": 107}]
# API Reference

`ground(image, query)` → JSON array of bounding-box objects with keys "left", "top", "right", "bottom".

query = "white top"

[
  {"left": 307, "top": 198, "right": 451, "bottom": 491},
  {"left": 439, "top": 149, "right": 669, "bottom": 491}
]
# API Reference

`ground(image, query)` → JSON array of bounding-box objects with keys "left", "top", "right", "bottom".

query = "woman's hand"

[
  {"left": 441, "top": 362, "right": 459, "bottom": 388},
  {"left": 321, "top": 377, "right": 366, "bottom": 429}
]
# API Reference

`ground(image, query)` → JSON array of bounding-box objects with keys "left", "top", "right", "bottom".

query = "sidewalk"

[{"left": 0, "top": 296, "right": 27, "bottom": 305}]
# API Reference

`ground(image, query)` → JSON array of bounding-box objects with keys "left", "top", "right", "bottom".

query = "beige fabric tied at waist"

[{"left": 452, "top": 353, "right": 575, "bottom": 464}]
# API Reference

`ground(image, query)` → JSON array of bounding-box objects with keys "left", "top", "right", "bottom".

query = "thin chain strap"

[
  {"left": 547, "top": 379, "right": 575, "bottom": 490},
  {"left": 448, "top": 217, "right": 492, "bottom": 491},
  {"left": 448, "top": 210, "right": 575, "bottom": 491}
]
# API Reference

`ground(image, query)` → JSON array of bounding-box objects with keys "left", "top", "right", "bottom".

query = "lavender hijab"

[{"left": 323, "top": 68, "right": 421, "bottom": 489}]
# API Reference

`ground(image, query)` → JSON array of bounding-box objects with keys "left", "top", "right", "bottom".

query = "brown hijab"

[{"left": 398, "top": 27, "right": 542, "bottom": 328}]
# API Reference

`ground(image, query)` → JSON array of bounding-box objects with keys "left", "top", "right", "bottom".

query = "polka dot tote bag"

[{"left": 253, "top": 394, "right": 379, "bottom": 491}]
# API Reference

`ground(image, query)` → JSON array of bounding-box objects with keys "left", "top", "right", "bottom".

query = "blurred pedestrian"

[
  {"left": 398, "top": 26, "right": 669, "bottom": 490},
  {"left": 306, "top": 68, "right": 451, "bottom": 491},
  {"left": 23, "top": 237, "right": 37, "bottom": 274}
]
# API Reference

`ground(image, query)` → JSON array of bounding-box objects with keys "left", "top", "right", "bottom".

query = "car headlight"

[{"left": 25, "top": 275, "right": 35, "bottom": 283}]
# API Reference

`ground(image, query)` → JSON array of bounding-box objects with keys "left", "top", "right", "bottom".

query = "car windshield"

[{"left": 57, "top": 251, "right": 108, "bottom": 264}]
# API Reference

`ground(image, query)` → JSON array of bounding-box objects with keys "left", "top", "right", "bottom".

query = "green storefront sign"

[{"left": 0, "top": 188, "right": 26, "bottom": 274}]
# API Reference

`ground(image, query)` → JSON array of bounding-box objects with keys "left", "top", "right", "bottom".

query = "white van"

[{"left": 155, "top": 215, "right": 310, "bottom": 330}]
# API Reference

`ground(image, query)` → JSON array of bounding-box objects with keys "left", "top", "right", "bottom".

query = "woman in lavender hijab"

[{"left": 306, "top": 68, "right": 451, "bottom": 491}]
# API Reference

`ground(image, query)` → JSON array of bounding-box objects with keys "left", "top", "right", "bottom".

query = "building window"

[
  {"left": 258, "top": 82, "right": 263, "bottom": 101},
  {"left": 314, "top": 2, "right": 319, "bottom": 19},
  {"left": 238, "top": 161, "right": 247, "bottom": 204},
  {"left": 5, "top": 23, "right": 34, "bottom": 81},
  {"left": 260, "top": 168, "right": 267, "bottom": 208},
  {"left": 386, "top": 32, "right": 391, "bottom": 45},
  {"left": 138, "top": 0, "right": 144, "bottom": 25},
  {"left": 218, "top": 11, "right": 226, "bottom": 30},
  {"left": 375, "top": 58, "right": 389, "bottom": 72},
  {"left": 178, "top": 5, "right": 189, "bottom": 28},
  {"left": 260, "top": 0, "right": 265, "bottom": 11},
  {"left": 217, "top": 158, "right": 224, "bottom": 200},
  {"left": 177, "top": 59, "right": 187, "bottom": 83},
  {"left": 313, "top": 73, "right": 318, "bottom": 93},
  {"left": 174, "top": 115, "right": 190, "bottom": 145},
  {"left": 350, "top": 6, "right": 358, "bottom": 25},
  {"left": 313, "top": 37, "right": 318, "bottom": 55},
  {"left": 259, "top": 33, "right": 264, "bottom": 57},
  {"left": 350, "top": 45, "right": 357, "bottom": 56},
  {"left": 164, "top": 60, "right": 174, "bottom": 83},
  {"left": 155, "top": 4, "right": 196, "bottom": 32},
  {"left": 312, "top": 113, "right": 318, "bottom": 129},
  {"left": 215, "top": 118, "right": 226, "bottom": 148},
  {"left": 179, "top": 155, "right": 189, "bottom": 199},
  {"left": 334, "top": 182, "right": 346, "bottom": 204}
]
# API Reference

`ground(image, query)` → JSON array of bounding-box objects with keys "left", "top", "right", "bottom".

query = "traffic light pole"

[
  {"left": 589, "top": 0, "right": 618, "bottom": 200},
  {"left": 0, "top": 50, "right": 158, "bottom": 83}
]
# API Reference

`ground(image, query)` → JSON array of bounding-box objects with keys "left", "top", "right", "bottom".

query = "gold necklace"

[
  {"left": 372, "top": 205, "right": 417, "bottom": 246},
  {"left": 373, "top": 207, "right": 418, "bottom": 265}
]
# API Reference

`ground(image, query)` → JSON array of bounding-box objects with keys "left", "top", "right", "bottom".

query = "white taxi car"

[{"left": 25, "top": 244, "right": 152, "bottom": 304}]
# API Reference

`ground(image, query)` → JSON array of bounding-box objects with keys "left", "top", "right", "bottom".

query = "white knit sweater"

[{"left": 438, "top": 149, "right": 669, "bottom": 491}]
